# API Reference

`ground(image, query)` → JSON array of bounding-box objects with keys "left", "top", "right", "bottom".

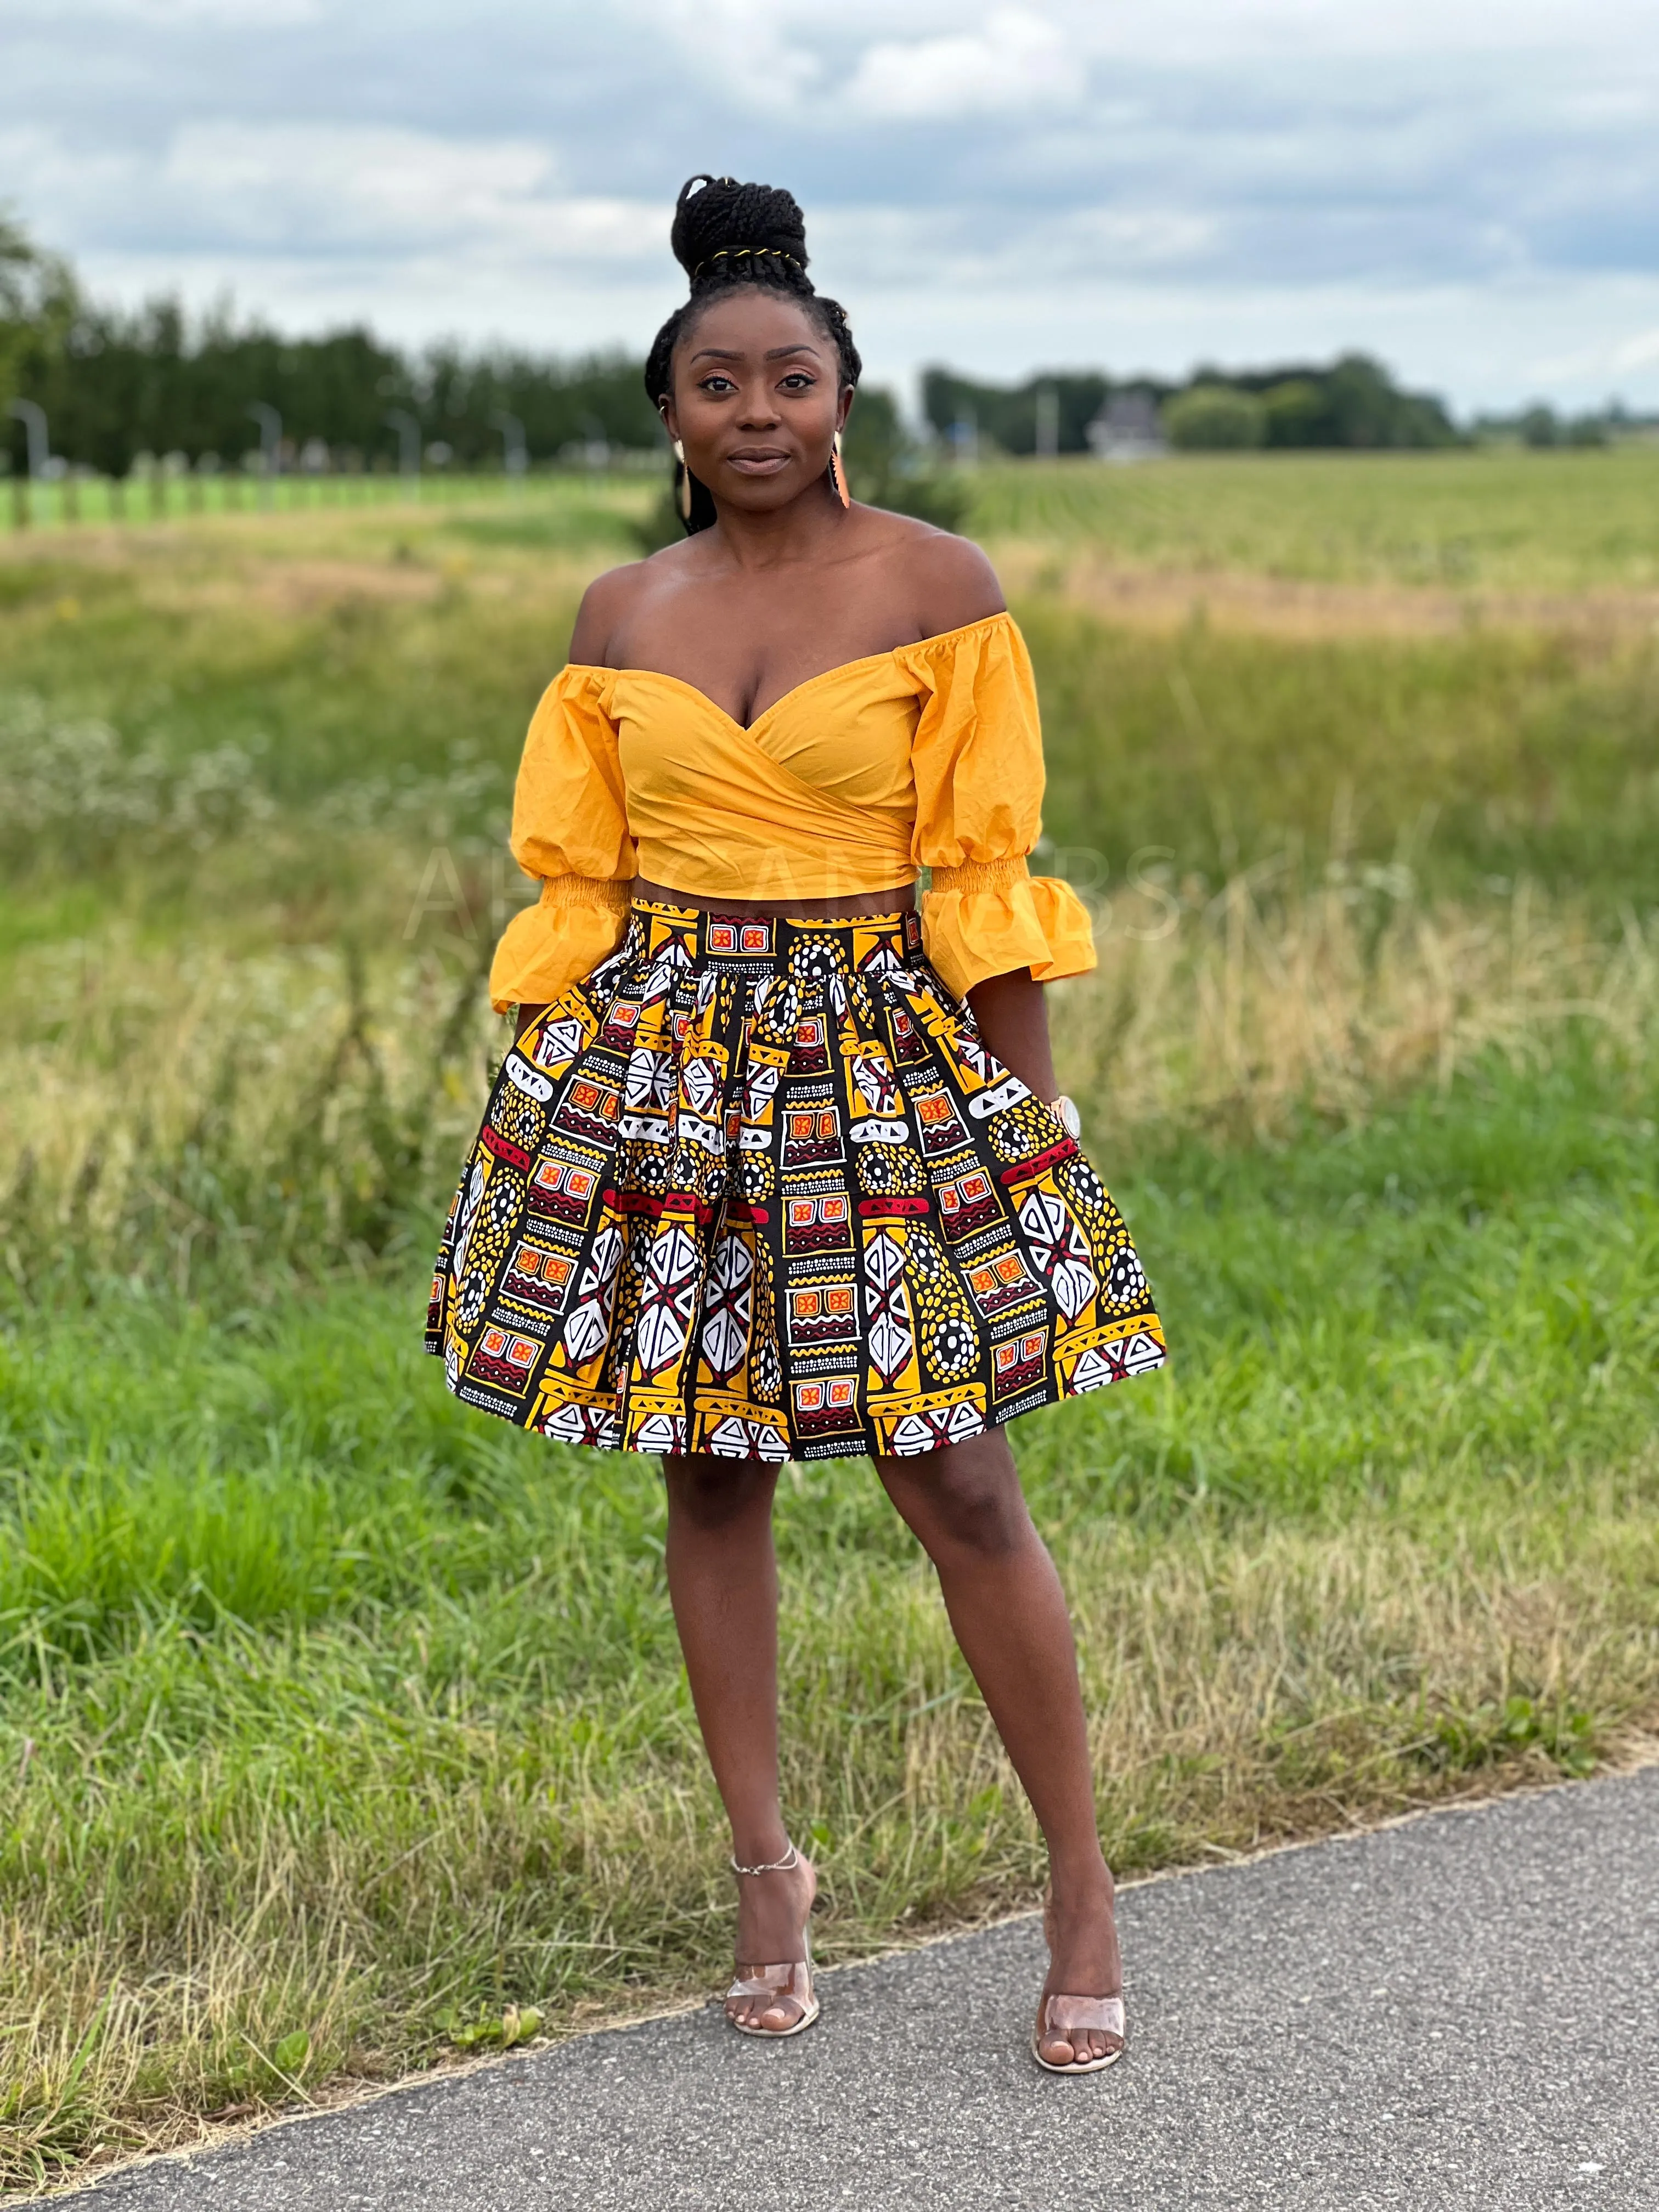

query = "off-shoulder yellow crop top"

[{"left": 488, "top": 610, "right": 1094, "bottom": 1011}]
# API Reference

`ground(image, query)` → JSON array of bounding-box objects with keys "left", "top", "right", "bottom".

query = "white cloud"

[
  {"left": 845, "top": 10, "right": 1077, "bottom": 120},
  {"left": 652, "top": 0, "right": 822, "bottom": 111},
  {"left": 9, "top": 0, "right": 320, "bottom": 19},
  {"left": 160, "top": 125, "right": 561, "bottom": 251},
  {"left": 1057, "top": 208, "right": 1220, "bottom": 276},
  {"left": 14, "top": 120, "right": 672, "bottom": 279}
]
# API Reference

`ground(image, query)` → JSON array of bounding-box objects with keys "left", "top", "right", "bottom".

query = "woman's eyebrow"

[{"left": 688, "top": 342, "right": 823, "bottom": 365}]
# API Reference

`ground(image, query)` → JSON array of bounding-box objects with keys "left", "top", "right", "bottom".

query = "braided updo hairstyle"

[{"left": 645, "top": 174, "right": 862, "bottom": 535}]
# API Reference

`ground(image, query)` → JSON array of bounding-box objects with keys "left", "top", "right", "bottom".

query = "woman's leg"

[
  {"left": 661, "top": 1453, "right": 814, "bottom": 2027},
  {"left": 875, "top": 1430, "right": 1120, "bottom": 2065}
]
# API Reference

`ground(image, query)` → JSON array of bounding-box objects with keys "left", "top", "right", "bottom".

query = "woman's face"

[{"left": 661, "top": 289, "right": 851, "bottom": 517}]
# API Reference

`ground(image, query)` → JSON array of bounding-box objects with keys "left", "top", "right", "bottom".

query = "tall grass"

[
  {"left": 6, "top": 517, "right": 1658, "bottom": 952},
  {"left": 1072, "top": 869, "right": 1659, "bottom": 1145},
  {"left": 1, "top": 935, "right": 490, "bottom": 1305},
  {"left": 3, "top": 874, "right": 1654, "bottom": 1302},
  {"left": 1026, "top": 605, "right": 1659, "bottom": 904}
]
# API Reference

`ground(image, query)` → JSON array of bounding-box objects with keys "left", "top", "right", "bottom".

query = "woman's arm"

[{"left": 967, "top": 969, "right": 1058, "bottom": 1102}]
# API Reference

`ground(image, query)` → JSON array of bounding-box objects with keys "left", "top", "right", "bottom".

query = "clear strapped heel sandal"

[
  {"left": 1032, "top": 1894, "right": 1125, "bottom": 2075},
  {"left": 725, "top": 1841, "right": 820, "bottom": 2040}
]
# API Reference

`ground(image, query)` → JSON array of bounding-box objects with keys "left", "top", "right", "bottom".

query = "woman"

[{"left": 427, "top": 175, "right": 1166, "bottom": 2073}]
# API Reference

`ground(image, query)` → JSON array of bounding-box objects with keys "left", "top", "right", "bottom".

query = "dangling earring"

[
  {"left": 830, "top": 430, "right": 851, "bottom": 509},
  {"left": 672, "top": 437, "right": 692, "bottom": 524}
]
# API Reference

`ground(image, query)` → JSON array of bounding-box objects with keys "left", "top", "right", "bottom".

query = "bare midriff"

[{"left": 633, "top": 876, "right": 916, "bottom": 921}]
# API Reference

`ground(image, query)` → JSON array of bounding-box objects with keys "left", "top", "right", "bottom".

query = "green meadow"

[{"left": 2, "top": 453, "right": 1657, "bottom": 2190}]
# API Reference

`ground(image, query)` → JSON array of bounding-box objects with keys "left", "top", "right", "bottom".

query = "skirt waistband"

[{"left": 630, "top": 896, "right": 924, "bottom": 963}]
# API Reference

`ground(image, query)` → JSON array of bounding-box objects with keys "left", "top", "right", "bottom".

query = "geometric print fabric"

[{"left": 426, "top": 899, "right": 1167, "bottom": 1460}]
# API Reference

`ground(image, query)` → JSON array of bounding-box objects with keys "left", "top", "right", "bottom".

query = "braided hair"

[{"left": 645, "top": 174, "right": 862, "bottom": 535}]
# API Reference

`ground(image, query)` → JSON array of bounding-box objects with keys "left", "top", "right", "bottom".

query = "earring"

[
  {"left": 672, "top": 437, "right": 692, "bottom": 524},
  {"left": 830, "top": 430, "right": 851, "bottom": 509}
]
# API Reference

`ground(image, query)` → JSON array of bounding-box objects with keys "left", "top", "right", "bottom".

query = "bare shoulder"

[
  {"left": 568, "top": 534, "right": 713, "bottom": 664},
  {"left": 567, "top": 560, "right": 645, "bottom": 668},
  {"left": 861, "top": 509, "right": 1005, "bottom": 637}
]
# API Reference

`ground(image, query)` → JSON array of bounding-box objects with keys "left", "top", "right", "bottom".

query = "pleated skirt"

[{"left": 426, "top": 898, "right": 1167, "bottom": 1460}]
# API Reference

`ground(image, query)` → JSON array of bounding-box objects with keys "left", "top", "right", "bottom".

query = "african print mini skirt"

[{"left": 425, "top": 898, "right": 1167, "bottom": 1461}]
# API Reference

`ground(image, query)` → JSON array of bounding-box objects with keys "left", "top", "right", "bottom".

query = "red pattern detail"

[
  {"left": 482, "top": 1128, "right": 533, "bottom": 1171},
  {"left": 997, "top": 1138, "right": 1076, "bottom": 1186}
]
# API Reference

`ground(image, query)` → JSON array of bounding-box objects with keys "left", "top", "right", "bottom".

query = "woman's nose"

[{"left": 737, "top": 383, "right": 780, "bottom": 427}]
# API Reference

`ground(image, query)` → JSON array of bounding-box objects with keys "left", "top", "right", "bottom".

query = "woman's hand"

[{"left": 966, "top": 969, "right": 1058, "bottom": 1103}]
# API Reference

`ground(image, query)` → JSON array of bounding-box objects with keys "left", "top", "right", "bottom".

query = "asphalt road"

[{"left": 67, "top": 1765, "right": 1658, "bottom": 2211}]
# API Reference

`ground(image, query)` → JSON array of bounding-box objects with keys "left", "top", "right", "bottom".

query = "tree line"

[
  {"left": 5, "top": 216, "right": 1647, "bottom": 475},
  {"left": 923, "top": 354, "right": 1463, "bottom": 453},
  {"left": 2, "top": 219, "right": 661, "bottom": 476}
]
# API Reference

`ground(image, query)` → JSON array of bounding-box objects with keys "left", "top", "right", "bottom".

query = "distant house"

[{"left": 1087, "top": 392, "right": 1166, "bottom": 463}]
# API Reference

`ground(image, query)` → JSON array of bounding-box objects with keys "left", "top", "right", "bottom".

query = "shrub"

[
  {"left": 1164, "top": 385, "right": 1266, "bottom": 451},
  {"left": 1262, "top": 379, "right": 1331, "bottom": 448}
]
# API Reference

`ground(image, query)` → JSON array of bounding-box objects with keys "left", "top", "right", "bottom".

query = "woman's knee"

[
  {"left": 879, "top": 1435, "right": 1032, "bottom": 1560},
  {"left": 662, "top": 1453, "right": 776, "bottom": 1532}
]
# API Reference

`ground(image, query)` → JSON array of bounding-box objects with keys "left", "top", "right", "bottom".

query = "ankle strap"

[{"left": 730, "top": 1840, "right": 799, "bottom": 1877}]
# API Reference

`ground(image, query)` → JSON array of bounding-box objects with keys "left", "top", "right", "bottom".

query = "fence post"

[
  {"left": 110, "top": 473, "right": 126, "bottom": 522},
  {"left": 149, "top": 461, "right": 167, "bottom": 520},
  {"left": 10, "top": 475, "right": 26, "bottom": 529},
  {"left": 63, "top": 472, "right": 80, "bottom": 524}
]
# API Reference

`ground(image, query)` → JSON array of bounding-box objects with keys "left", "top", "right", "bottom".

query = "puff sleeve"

[
  {"left": 487, "top": 667, "right": 636, "bottom": 1013},
  {"left": 902, "top": 616, "right": 1096, "bottom": 1001}
]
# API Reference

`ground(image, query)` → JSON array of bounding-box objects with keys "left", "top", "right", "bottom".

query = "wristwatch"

[{"left": 1052, "top": 1093, "right": 1082, "bottom": 1139}]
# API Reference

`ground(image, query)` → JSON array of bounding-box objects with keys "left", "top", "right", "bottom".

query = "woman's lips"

[{"left": 725, "top": 449, "right": 792, "bottom": 476}]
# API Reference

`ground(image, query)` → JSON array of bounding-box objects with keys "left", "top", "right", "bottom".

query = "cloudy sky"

[{"left": 5, "top": 0, "right": 1659, "bottom": 415}]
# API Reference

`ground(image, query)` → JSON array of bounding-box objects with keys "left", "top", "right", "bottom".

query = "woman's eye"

[
  {"left": 700, "top": 375, "right": 736, "bottom": 394},
  {"left": 780, "top": 374, "right": 816, "bottom": 392}
]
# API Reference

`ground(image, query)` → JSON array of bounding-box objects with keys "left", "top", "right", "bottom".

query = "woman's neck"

[{"left": 704, "top": 481, "right": 851, "bottom": 572}]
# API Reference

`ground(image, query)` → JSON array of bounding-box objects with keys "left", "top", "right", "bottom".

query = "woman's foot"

[
  {"left": 726, "top": 1842, "right": 819, "bottom": 2036},
  {"left": 1036, "top": 1869, "right": 1124, "bottom": 2070}
]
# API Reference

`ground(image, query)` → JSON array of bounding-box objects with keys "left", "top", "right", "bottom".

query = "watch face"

[{"left": 1054, "top": 1094, "right": 1082, "bottom": 1139}]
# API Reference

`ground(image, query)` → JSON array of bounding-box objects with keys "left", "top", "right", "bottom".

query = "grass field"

[
  {"left": 2, "top": 452, "right": 1658, "bottom": 2191},
  {"left": 973, "top": 443, "right": 1659, "bottom": 589}
]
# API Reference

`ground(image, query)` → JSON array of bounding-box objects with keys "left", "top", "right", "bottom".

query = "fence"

[{"left": 2, "top": 462, "right": 658, "bottom": 530}]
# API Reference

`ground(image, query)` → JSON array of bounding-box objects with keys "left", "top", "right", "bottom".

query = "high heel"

[
  {"left": 1032, "top": 1893, "right": 1125, "bottom": 2075},
  {"left": 725, "top": 1841, "right": 820, "bottom": 2039}
]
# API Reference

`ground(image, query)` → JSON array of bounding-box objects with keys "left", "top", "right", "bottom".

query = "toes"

[{"left": 729, "top": 1991, "right": 807, "bottom": 2035}]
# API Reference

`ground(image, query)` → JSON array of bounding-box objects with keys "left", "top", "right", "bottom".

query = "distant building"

[{"left": 1087, "top": 391, "right": 1166, "bottom": 463}]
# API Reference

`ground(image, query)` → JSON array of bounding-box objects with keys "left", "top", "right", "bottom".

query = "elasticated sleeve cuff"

[
  {"left": 487, "top": 873, "right": 633, "bottom": 1014},
  {"left": 921, "top": 858, "right": 1096, "bottom": 999}
]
